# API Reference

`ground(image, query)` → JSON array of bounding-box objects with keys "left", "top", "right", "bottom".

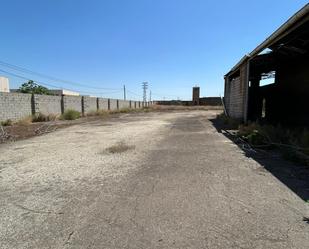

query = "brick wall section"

[
  {"left": 109, "top": 99, "right": 118, "bottom": 110},
  {"left": 98, "top": 98, "right": 109, "bottom": 110},
  {"left": 228, "top": 77, "right": 243, "bottom": 118},
  {"left": 63, "top": 96, "right": 82, "bottom": 113},
  {"left": 82, "top": 96, "right": 97, "bottom": 114},
  {"left": 118, "top": 100, "right": 130, "bottom": 109},
  {"left": 225, "top": 63, "right": 248, "bottom": 120},
  {"left": 33, "top": 94, "right": 62, "bottom": 115},
  {"left": 224, "top": 77, "right": 230, "bottom": 112},
  {"left": 0, "top": 92, "right": 32, "bottom": 121}
]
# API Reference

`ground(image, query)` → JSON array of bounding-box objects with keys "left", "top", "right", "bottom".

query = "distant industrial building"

[
  {"left": 192, "top": 86, "right": 200, "bottom": 105},
  {"left": 48, "top": 89, "right": 80, "bottom": 96},
  {"left": 155, "top": 86, "right": 221, "bottom": 106},
  {"left": 10, "top": 88, "right": 80, "bottom": 96},
  {"left": 224, "top": 4, "right": 309, "bottom": 125},
  {"left": 0, "top": 77, "right": 10, "bottom": 92}
]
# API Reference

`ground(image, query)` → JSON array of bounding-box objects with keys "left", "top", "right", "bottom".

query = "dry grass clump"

[
  {"left": 109, "top": 108, "right": 144, "bottom": 114},
  {"left": 119, "top": 108, "right": 133, "bottom": 113},
  {"left": 2, "top": 113, "right": 57, "bottom": 127},
  {"left": 87, "top": 110, "right": 109, "bottom": 117},
  {"left": 106, "top": 141, "right": 135, "bottom": 154},
  {"left": 32, "top": 113, "right": 57, "bottom": 122},
  {"left": 15, "top": 116, "right": 33, "bottom": 126}
]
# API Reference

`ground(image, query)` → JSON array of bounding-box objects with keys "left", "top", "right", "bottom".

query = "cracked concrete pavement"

[{"left": 0, "top": 110, "right": 308, "bottom": 248}]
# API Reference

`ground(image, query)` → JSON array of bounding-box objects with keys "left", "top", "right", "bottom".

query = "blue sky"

[{"left": 0, "top": 0, "right": 307, "bottom": 100}]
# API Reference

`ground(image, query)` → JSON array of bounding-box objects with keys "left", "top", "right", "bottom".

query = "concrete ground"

[{"left": 0, "top": 110, "right": 308, "bottom": 249}]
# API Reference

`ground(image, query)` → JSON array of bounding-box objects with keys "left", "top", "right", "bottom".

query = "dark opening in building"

[{"left": 224, "top": 4, "right": 309, "bottom": 127}]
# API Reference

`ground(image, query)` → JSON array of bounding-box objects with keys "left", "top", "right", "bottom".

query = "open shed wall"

[
  {"left": 224, "top": 63, "right": 248, "bottom": 121},
  {"left": 224, "top": 4, "right": 309, "bottom": 125}
]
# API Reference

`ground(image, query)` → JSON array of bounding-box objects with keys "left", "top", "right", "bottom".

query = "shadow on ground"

[{"left": 209, "top": 117, "right": 309, "bottom": 202}]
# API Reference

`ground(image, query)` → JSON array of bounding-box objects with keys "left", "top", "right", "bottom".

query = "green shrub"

[
  {"left": 0, "top": 119, "right": 13, "bottom": 126},
  {"left": 61, "top": 109, "right": 81, "bottom": 120},
  {"left": 86, "top": 110, "right": 99, "bottom": 116}
]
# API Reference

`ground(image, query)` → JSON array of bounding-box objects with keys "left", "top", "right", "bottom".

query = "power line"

[
  {"left": 0, "top": 60, "right": 122, "bottom": 91},
  {"left": 126, "top": 90, "right": 143, "bottom": 101},
  {"left": 151, "top": 92, "right": 187, "bottom": 100},
  {"left": 152, "top": 92, "right": 179, "bottom": 98},
  {"left": 126, "top": 90, "right": 141, "bottom": 96},
  {"left": 0, "top": 68, "right": 122, "bottom": 96}
]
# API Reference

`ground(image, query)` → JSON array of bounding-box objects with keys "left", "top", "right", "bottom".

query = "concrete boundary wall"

[
  {"left": 98, "top": 98, "right": 109, "bottom": 111},
  {"left": 0, "top": 92, "right": 32, "bottom": 121},
  {"left": 118, "top": 100, "right": 130, "bottom": 109},
  {"left": 82, "top": 96, "right": 97, "bottom": 114},
  {"left": 109, "top": 99, "right": 118, "bottom": 110},
  {"left": 34, "top": 94, "right": 62, "bottom": 115},
  {"left": 63, "top": 96, "right": 82, "bottom": 113},
  {"left": 0, "top": 92, "right": 149, "bottom": 122}
]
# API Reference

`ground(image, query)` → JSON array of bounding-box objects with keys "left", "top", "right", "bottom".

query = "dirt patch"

[
  {"left": 0, "top": 115, "right": 111, "bottom": 143},
  {"left": 1, "top": 122, "right": 68, "bottom": 142},
  {"left": 106, "top": 141, "right": 135, "bottom": 154}
]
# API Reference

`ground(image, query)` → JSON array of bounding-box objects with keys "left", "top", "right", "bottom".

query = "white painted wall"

[{"left": 0, "top": 77, "right": 10, "bottom": 92}]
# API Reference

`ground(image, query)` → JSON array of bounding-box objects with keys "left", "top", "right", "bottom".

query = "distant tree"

[{"left": 19, "top": 80, "right": 50, "bottom": 95}]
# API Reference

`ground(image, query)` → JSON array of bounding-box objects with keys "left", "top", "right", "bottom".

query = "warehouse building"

[{"left": 224, "top": 4, "right": 309, "bottom": 126}]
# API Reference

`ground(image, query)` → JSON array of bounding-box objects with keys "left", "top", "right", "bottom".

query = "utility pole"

[
  {"left": 123, "top": 85, "right": 126, "bottom": 100},
  {"left": 142, "top": 82, "right": 148, "bottom": 102},
  {"left": 149, "top": 90, "right": 152, "bottom": 102}
]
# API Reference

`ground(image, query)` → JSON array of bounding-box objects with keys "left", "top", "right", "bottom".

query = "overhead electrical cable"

[
  {"left": 0, "top": 60, "right": 122, "bottom": 91},
  {"left": 0, "top": 68, "right": 122, "bottom": 96}
]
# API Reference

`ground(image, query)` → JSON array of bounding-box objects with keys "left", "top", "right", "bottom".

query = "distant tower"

[
  {"left": 192, "top": 86, "right": 200, "bottom": 105},
  {"left": 0, "top": 77, "right": 10, "bottom": 93}
]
